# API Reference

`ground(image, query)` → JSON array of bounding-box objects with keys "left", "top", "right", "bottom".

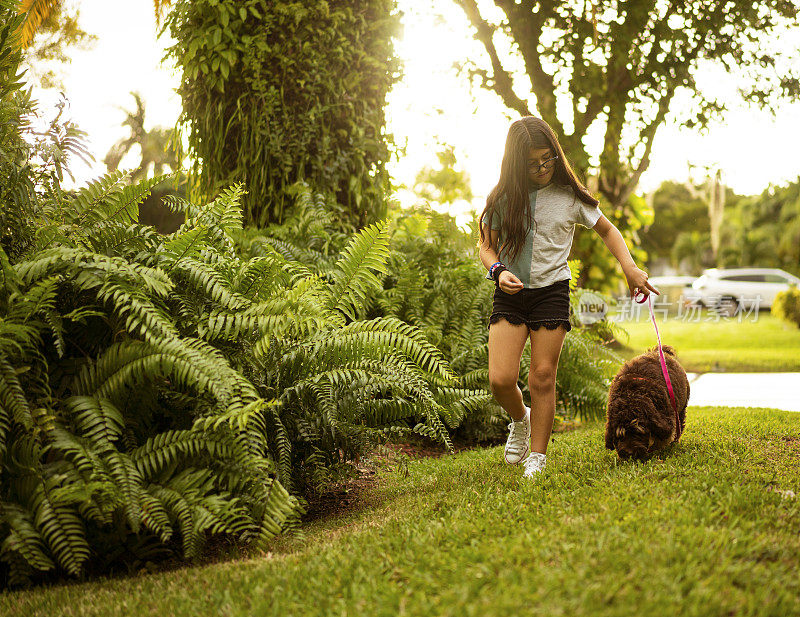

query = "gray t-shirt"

[{"left": 481, "top": 183, "right": 602, "bottom": 288}]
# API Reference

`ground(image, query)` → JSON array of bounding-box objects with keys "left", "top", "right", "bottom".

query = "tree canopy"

[
  {"left": 452, "top": 0, "right": 800, "bottom": 210},
  {"left": 413, "top": 144, "right": 474, "bottom": 206}
]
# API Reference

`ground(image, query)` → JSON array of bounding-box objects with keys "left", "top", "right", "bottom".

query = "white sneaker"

[
  {"left": 504, "top": 405, "right": 531, "bottom": 464},
  {"left": 522, "top": 452, "right": 547, "bottom": 478}
]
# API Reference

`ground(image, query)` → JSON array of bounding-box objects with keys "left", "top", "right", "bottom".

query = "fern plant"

[
  {"left": 235, "top": 185, "right": 505, "bottom": 466},
  {"left": 190, "top": 186, "right": 466, "bottom": 491},
  {"left": 1, "top": 161, "right": 481, "bottom": 586},
  {"left": 0, "top": 183, "right": 303, "bottom": 586}
]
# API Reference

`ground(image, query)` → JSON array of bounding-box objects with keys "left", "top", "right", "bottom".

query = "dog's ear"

[
  {"left": 648, "top": 344, "right": 676, "bottom": 357},
  {"left": 650, "top": 412, "right": 673, "bottom": 440}
]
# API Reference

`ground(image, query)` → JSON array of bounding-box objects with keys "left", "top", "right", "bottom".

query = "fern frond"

[
  {"left": 0, "top": 312, "right": 44, "bottom": 356},
  {"left": 83, "top": 223, "right": 161, "bottom": 257},
  {"left": 96, "top": 277, "right": 178, "bottom": 343},
  {"left": 431, "top": 387, "right": 492, "bottom": 429},
  {"left": 289, "top": 353, "right": 451, "bottom": 449},
  {"left": 358, "top": 397, "right": 418, "bottom": 426},
  {"left": 325, "top": 220, "right": 390, "bottom": 320},
  {"left": 6, "top": 276, "right": 59, "bottom": 323},
  {"left": 176, "top": 183, "right": 244, "bottom": 256},
  {"left": 191, "top": 397, "right": 272, "bottom": 436},
  {"left": 0, "top": 356, "right": 34, "bottom": 436},
  {"left": 146, "top": 479, "right": 198, "bottom": 559},
  {"left": 101, "top": 450, "right": 145, "bottom": 532},
  {"left": 172, "top": 257, "right": 249, "bottom": 311},
  {"left": 305, "top": 316, "right": 455, "bottom": 381},
  {"left": 557, "top": 329, "right": 619, "bottom": 421},
  {"left": 14, "top": 248, "right": 173, "bottom": 297},
  {"left": 247, "top": 478, "right": 305, "bottom": 550},
  {"left": 0, "top": 501, "right": 55, "bottom": 573},
  {"left": 161, "top": 193, "right": 192, "bottom": 215},
  {"left": 201, "top": 274, "right": 331, "bottom": 341},
  {"left": 158, "top": 226, "right": 209, "bottom": 271},
  {"left": 130, "top": 429, "right": 233, "bottom": 479},
  {"left": 147, "top": 468, "right": 244, "bottom": 560},
  {"left": 64, "top": 396, "right": 124, "bottom": 451},
  {"left": 0, "top": 243, "right": 22, "bottom": 296},
  {"left": 29, "top": 479, "right": 90, "bottom": 576},
  {"left": 199, "top": 310, "right": 266, "bottom": 341},
  {"left": 69, "top": 169, "right": 131, "bottom": 226},
  {"left": 249, "top": 236, "right": 328, "bottom": 271},
  {"left": 138, "top": 487, "right": 173, "bottom": 542},
  {"left": 47, "top": 425, "right": 107, "bottom": 476},
  {"left": 72, "top": 338, "right": 242, "bottom": 408},
  {"left": 103, "top": 174, "right": 174, "bottom": 225},
  {"left": 234, "top": 255, "right": 283, "bottom": 299},
  {"left": 264, "top": 403, "right": 293, "bottom": 493}
]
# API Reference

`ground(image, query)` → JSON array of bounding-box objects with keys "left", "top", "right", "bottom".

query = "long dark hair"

[{"left": 478, "top": 116, "right": 599, "bottom": 265}]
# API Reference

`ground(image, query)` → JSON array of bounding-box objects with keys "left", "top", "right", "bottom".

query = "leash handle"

[{"left": 633, "top": 291, "right": 680, "bottom": 430}]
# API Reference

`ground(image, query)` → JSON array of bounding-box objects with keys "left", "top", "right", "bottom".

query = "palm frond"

[{"left": 14, "top": 0, "right": 61, "bottom": 48}]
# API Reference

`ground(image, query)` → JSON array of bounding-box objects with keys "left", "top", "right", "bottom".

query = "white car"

[{"left": 682, "top": 267, "right": 800, "bottom": 315}]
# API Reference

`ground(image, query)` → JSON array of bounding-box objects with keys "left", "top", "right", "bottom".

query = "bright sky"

[{"left": 28, "top": 0, "right": 800, "bottom": 229}]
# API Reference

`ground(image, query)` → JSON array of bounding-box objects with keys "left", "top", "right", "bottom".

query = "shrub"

[{"left": 773, "top": 286, "right": 800, "bottom": 328}]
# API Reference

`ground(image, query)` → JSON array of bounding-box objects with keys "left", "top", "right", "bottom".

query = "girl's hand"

[
  {"left": 624, "top": 265, "right": 660, "bottom": 300},
  {"left": 499, "top": 270, "right": 524, "bottom": 293}
]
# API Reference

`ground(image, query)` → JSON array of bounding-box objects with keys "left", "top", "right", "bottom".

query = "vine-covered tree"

[{"left": 163, "top": 0, "right": 403, "bottom": 228}]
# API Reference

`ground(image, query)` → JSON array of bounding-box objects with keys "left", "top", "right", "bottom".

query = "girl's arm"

[
  {"left": 478, "top": 225, "right": 523, "bottom": 290},
  {"left": 478, "top": 226, "right": 502, "bottom": 273},
  {"left": 591, "top": 215, "right": 660, "bottom": 299}
]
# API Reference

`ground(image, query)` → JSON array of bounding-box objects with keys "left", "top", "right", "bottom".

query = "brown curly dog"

[{"left": 605, "top": 344, "right": 690, "bottom": 461}]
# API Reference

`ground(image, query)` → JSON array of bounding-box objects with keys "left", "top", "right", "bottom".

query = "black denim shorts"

[{"left": 487, "top": 278, "right": 572, "bottom": 332}]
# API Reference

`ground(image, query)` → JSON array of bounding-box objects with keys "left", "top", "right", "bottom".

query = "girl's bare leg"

[
  {"left": 487, "top": 318, "right": 530, "bottom": 421},
  {"left": 528, "top": 324, "right": 568, "bottom": 454}
]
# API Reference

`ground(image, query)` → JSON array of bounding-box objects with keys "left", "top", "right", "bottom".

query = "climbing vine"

[{"left": 163, "top": 0, "right": 402, "bottom": 227}]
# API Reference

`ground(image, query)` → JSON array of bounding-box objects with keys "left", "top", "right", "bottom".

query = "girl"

[{"left": 477, "top": 116, "right": 659, "bottom": 479}]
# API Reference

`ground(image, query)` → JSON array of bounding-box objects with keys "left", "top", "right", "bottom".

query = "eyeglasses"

[{"left": 528, "top": 155, "right": 558, "bottom": 174}]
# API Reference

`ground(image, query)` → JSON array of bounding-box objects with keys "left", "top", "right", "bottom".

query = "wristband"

[
  {"left": 485, "top": 261, "right": 503, "bottom": 281},
  {"left": 491, "top": 265, "right": 508, "bottom": 283}
]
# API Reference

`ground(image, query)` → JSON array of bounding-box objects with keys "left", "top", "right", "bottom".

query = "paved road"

[{"left": 686, "top": 372, "right": 800, "bottom": 412}]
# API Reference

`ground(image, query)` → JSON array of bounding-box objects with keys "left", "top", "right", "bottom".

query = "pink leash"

[{"left": 633, "top": 290, "right": 680, "bottom": 436}]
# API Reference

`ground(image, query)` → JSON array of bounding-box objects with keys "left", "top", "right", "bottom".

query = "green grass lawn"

[
  {"left": 4, "top": 406, "right": 798, "bottom": 617},
  {"left": 609, "top": 309, "right": 800, "bottom": 372}
]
